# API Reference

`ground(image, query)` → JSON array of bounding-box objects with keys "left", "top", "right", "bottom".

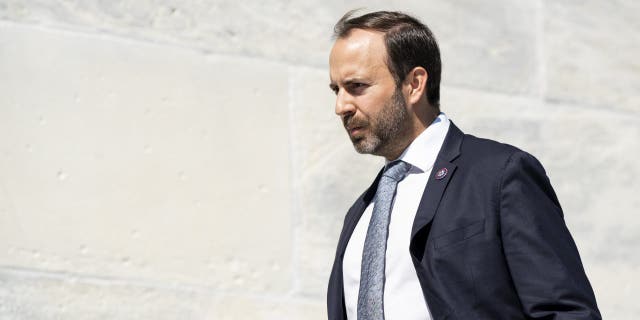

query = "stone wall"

[{"left": 0, "top": 1, "right": 638, "bottom": 319}]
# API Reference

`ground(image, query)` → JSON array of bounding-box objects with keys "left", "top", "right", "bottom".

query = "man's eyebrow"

[
  {"left": 343, "top": 79, "right": 356, "bottom": 85},
  {"left": 333, "top": 78, "right": 365, "bottom": 87}
]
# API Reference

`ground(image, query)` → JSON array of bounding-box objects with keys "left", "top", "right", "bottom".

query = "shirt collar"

[{"left": 387, "top": 113, "right": 450, "bottom": 174}]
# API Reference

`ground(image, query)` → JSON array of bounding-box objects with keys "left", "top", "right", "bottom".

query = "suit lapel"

[
  {"left": 336, "top": 169, "right": 383, "bottom": 259},
  {"left": 410, "top": 122, "right": 464, "bottom": 244},
  {"left": 329, "top": 169, "right": 383, "bottom": 320}
]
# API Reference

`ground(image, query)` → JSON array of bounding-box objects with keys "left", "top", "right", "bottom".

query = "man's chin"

[{"left": 351, "top": 138, "right": 380, "bottom": 155}]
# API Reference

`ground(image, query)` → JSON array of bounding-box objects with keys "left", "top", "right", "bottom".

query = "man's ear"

[{"left": 404, "top": 67, "right": 428, "bottom": 105}]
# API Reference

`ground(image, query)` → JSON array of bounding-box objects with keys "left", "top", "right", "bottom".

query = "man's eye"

[{"left": 348, "top": 83, "right": 368, "bottom": 94}]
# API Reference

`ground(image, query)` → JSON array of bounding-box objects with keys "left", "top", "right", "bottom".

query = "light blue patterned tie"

[{"left": 357, "top": 160, "right": 412, "bottom": 320}]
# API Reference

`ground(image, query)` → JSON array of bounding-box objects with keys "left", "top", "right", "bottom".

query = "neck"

[{"left": 382, "top": 109, "right": 439, "bottom": 161}]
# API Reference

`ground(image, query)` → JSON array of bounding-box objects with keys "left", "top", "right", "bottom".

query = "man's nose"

[{"left": 335, "top": 90, "right": 356, "bottom": 117}]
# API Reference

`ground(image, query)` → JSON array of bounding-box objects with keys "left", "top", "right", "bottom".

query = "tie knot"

[{"left": 382, "top": 160, "right": 411, "bottom": 182}]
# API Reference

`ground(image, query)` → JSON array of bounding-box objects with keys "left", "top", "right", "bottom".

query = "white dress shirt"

[{"left": 343, "top": 113, "right": 450, "bottom": 320}]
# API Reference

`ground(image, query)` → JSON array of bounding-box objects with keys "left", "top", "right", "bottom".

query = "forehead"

[{"left": 329, "top": 29, "right": 389, "bottom": 81}]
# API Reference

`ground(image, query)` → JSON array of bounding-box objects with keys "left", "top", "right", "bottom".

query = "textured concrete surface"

[
  {"left": 0, "top": 1, "right": 638, "bottom": 319},
  {"left": 544, "top": 0, "right": 640, "bottom": 112}
]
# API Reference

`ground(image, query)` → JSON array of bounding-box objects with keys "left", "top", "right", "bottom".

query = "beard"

[{"left": 342, "top": 88, "right": 410, "bottom": 157}]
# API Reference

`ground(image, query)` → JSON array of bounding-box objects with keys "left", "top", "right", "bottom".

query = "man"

[{"left": 326, "top": 10, "right": 600, "bottom": 320}]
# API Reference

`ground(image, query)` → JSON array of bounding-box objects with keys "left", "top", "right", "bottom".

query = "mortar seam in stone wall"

[
  {"left": 442, "top": 84, "right": 640, "bottom": 119},
  {"left": 0, "top": 266, "right": 312, "bottom": 302},
  {"left": 537, "top": 0, "right": 547, "bottom": 100},
  {"left": 445, "top": 82, "right": 639, "bottom": 117},
  {"left": 442, "top": 82, "right": 541, "bottom": 101},
  {"left": 544, "top": 97, "right": 640, "bottom": 118},
  {"left": 287, "top": 66, "right": 301, "bottom": 296},
  {"left": 0, "top": 19, "right": 304, "bottom": 70}
]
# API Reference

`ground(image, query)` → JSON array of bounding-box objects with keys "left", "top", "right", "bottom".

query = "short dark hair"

[{"left": 333, "top": 10, "right": 441, "bottom": 108}]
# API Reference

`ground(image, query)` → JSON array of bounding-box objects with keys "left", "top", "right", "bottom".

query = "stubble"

[{"left": 344, "top": 88, "right": 410, "bottom": 157}]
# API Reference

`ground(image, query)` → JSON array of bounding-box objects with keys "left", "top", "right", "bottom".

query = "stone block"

[
  {"left": 0, "top": 268, "right": 207, "bottom": 319},
  {"left": 544, "top": 0, "right": 640, "bottom": 112},
  {"left": 0, "top": 23, "right": 292, "bottom": 293},
  {"left": 0, "top": 268, "right": 326, "bottom": 320}
]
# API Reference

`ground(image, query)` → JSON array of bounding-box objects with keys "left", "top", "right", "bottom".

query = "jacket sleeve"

[{"left": 499, "top": 151, "right": 601, "bottom": 319}]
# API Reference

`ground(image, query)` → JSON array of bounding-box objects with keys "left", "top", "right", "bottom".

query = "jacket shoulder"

[{"left": 459, "top": 134, "right": 523, "bottom": 163}]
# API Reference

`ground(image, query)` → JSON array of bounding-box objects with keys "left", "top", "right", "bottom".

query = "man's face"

[{"left": 329, "top": 29, "right": 410, "bottom": 159}]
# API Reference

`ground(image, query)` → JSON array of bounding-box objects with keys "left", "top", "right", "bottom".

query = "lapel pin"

[{"left": 435, "top": 167, "right": 448, "bottom": 180}]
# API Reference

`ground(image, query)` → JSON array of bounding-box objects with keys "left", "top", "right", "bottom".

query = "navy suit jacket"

[{"left": 327, "top": 122, "right": 600, "bottom": 319}]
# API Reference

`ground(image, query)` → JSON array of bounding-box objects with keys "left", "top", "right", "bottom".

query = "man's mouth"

[
  {"left": 343, "top": 116, "right": 367, "bottom": 136},
  {"left": 347, "top": 125, "right": 365, "bottom": 136}
]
